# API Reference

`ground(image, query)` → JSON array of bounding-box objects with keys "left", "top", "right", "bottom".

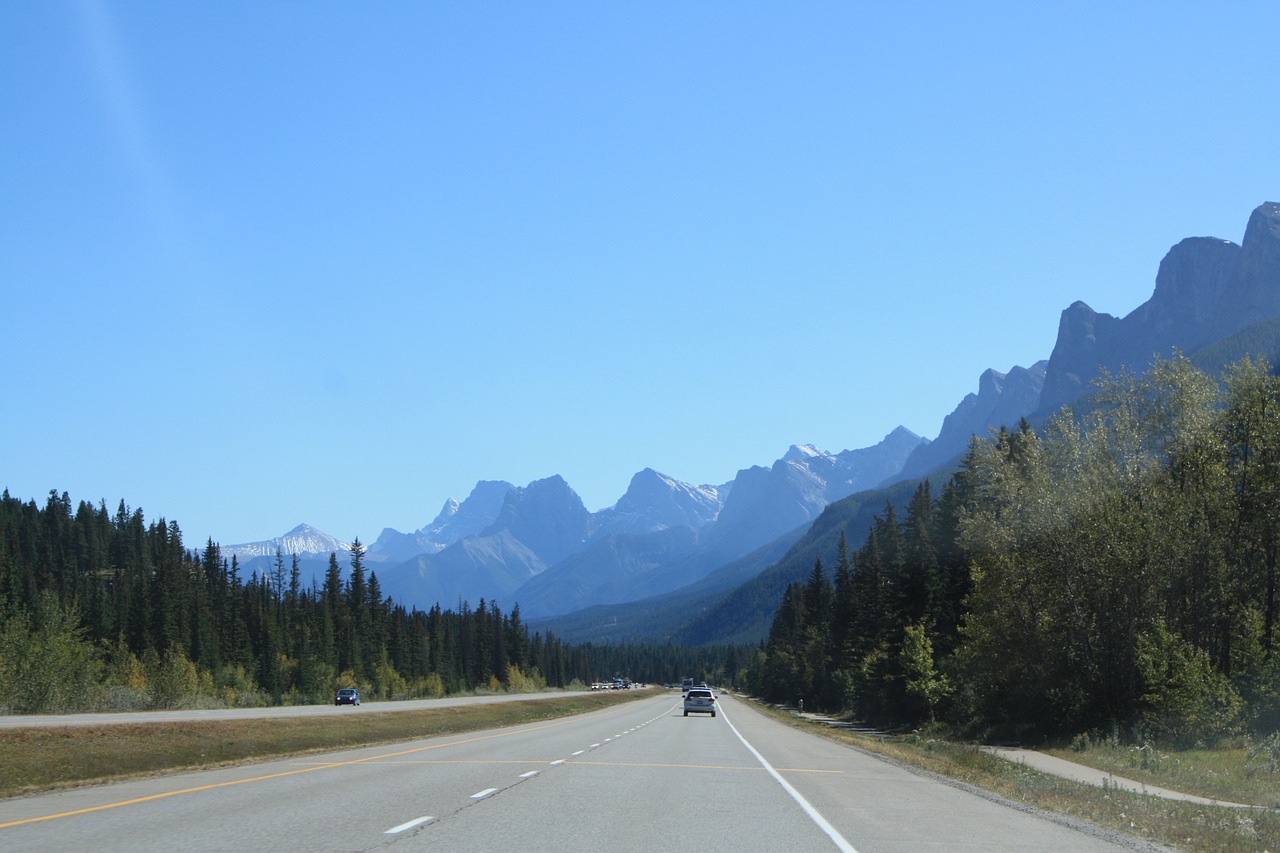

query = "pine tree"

[{"left": 346, "top": 538, "right": 369, "bottom": 678}]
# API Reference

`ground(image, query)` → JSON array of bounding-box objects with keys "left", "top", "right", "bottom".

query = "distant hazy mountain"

[
  {"left": 513, "top": 525, "right": 704, "bottom": 617},
  {"left": 892, "top": 362, "right": 1047, "bottom": 483},
  {"left": 216, "top": 524, "right": 353, "bottom": 590},
  {"left": 235, "top": 426, "right": 923, "bottom": 617},
  {"left": 224, "top": 202, "right": 1280, "bottom": 645},
  {"left": 424, "top": 480, "right": 515, "bottom": 545},
  {"left": 589, "top": 468, "right": 725, "bottom": 538},
  {"left": 368, "top": 480, "right": 514, "bottom": 563},
  {"left": 221, "top": 523, "right": 351, "bottom": 561},
  {"left": 480, "top": 475, "right": 592, "bottom": 566},
  {"left": 381, "top": 529, "right": 546, "bottom": 612},
  {"left": 379, "top": 427, "right": 922, "bottom": 617}
]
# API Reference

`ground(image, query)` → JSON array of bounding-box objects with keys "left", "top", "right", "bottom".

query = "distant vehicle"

[
  {"left": 334, "top": 688, "right": 360, "bottom": 706},
  {"left": 683, "top": 688, "right": 716, "bottom": 717},
  {"left": 681, "top": 677, "right": 694, "bottom": 693}
]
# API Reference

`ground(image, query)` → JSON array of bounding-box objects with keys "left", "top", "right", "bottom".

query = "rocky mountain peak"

[
  {"left": 783, "top": 444, "right": 833, "bottom": 463},
  {"left": 1040, "top": 202, "right": 1280, "bottom": 414},
  {"left": 892, "top": 362, "right": 1046, "bottom": 482},
  {"left": 419, "top": 480, "right": 513, "bottom": 544},
  {"left": 1244, "top": 200, "right": 1280, "bottom": 245},
  {"left": 600, "top": 468, "right": 724, "bottom": 535},
  {"left": 483, "top": 475, "right": 591, "bottom": 565},
  {"left": 1237, "top": 201, "right": 1280, "bottom": 308},
  {"left": 221, "top": 524, "right": 351, "bottom": 560}
]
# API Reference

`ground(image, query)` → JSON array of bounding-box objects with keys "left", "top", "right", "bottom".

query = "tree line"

[
  {"left": 0, "top": 494, "right": 743, "bottom": 713},
  {"left": 749, "top": 355, "right": 1280, "bottom": 745}
]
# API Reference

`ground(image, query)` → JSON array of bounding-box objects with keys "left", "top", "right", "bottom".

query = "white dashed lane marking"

[
  {"left": 386, "top": 816, "right": 434, "bottom": 834},
  {"left": 386, "top": 699, "right": 677, "bottom": 837}
]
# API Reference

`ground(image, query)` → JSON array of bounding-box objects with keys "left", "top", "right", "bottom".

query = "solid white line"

[
  {"left": 719, "top": 707, "right": 859, "bottom": 853},
  {"left": 386, "top": 816, "right": 433, "bottom": 834},
  {"left": 471, "top": 788, "right": 498, "bottom": 799}
]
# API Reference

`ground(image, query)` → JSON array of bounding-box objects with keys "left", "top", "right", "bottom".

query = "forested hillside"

[
  {"left": 749, "top": 355, "right": 1280, "bottom": 744},
  {"left": 0, "top": 498, "right": 742, "bottom": 713}
]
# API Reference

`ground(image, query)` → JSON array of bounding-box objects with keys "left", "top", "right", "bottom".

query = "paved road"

[
  {"left": 0, "top": 692, "right": 1157, "bottom": 852},
  {"left": 0, "top": 690, "right": 595, "bottom": 729}
]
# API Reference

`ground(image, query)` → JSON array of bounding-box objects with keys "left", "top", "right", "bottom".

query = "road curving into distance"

[{"left": 0, "top": 691, "right": 1158, "bottom": 852}]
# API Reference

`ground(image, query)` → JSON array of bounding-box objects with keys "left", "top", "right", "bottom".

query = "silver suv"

[{"left": 683, "top": 687, "right": 716, "bottom": 717}]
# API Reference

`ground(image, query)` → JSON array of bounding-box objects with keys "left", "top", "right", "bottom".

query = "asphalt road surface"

[
  {"left": 0, "top": 692, "right": 1157, "bottom": 853},
  {"left": 0, "top": 690, "right": 593, "bottom": 728}
]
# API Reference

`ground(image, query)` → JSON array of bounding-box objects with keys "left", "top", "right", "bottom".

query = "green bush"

[
  {"left": 0, "top": 593, "right": 103, "bottom": 713},
  {"left": 1137, "top": 622, "right": 1242, "bottom": 746},
  {"left": 144, "top": 647, "right": 201, "bottom": 709}
]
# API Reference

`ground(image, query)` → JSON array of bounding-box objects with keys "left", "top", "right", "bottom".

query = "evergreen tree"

[{"left": 346, "top": 538, "right": 369, "bottom": 678}]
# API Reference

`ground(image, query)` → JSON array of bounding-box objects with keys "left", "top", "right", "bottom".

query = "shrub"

[
  {"left": 146, "top": 647, "right": 200, "bottom": 709},
  {"left": 505, "top": 665, "right": 547, "bottom": 693},
  {"left": 0, "top": 593, "right": 103, "bottom": 713},
  {"left": 422, "top": 672, "right": 446, "bottom": 698},
  {"left": 1136, "top": 622, "right": 1241, "bottom": 746},
  {"left": 1246, "top": 732, "right": 1280, "bottom": 775}
]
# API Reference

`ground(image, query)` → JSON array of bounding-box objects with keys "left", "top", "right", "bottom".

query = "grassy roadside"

[
  {"left": 0, "top": 688, "right": 660, "bottom": 799},
  {"left": 1039, "top": 742, "right": 1280, "bottom": 811},
  {"left": 745, "top": 701, "right": 1280, "bottom": 853}
]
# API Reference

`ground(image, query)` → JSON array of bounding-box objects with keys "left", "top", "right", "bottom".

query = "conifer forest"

[
  {"left": 0, "top": 499, "right": 737, "bottom": 713},
  {"left": 5, "top": 354, "right": 1280, "bottom": 750},
  {"left": 748, "top": 356, "right": 1280, "bottom": 744}
]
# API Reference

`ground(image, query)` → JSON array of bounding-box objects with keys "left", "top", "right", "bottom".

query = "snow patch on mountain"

[{"left": 221, "top": 524, "right": 351, "bottom": 560}]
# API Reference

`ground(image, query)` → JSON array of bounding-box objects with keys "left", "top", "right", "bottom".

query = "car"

[
  {"left": 334, "top": 688, "right": 360, "bottom": 706},
  {"left": 683, "top": 687, "right": 716, "bottom": 717}
]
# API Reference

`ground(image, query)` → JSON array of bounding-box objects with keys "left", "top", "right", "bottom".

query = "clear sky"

[{"left": 3, "top": 1, "right": 1277, "bottom": 548}]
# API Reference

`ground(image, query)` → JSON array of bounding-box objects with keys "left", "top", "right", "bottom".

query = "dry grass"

[
  {"left": 1042, "top": 743, "right": 1280, "bottom": 810},
  {"left": 747, "top": 703, "right": 1280, "bottom": 853},
  {"left": 0, "top": 688, "right": 659, "bottom": 799}
]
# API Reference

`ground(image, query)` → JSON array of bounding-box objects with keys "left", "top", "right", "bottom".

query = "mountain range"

[
  {"left": 225, "top": 425, "right": 928, "bottom": 617},
  {"left": 225, "top": 201, "right": 1280, "bottom": 645}
]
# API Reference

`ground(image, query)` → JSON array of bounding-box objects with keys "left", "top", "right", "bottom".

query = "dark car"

[{"left": 334, "top": 688, "right": 360, "bottom": 706}]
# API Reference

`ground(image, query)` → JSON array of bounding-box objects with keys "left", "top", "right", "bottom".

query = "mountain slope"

[
  {"left": 379, "top": 530, "right": 545, "bottom": 611},
  {"left": 539, "top": 201, "right": 1280, "bottom": 645},
  {"left": 226, "top": 203, "right": 1280, "bottom": 646},
  {"left": 1040, "top": 201, "right": 1280, "bottom": 413}
]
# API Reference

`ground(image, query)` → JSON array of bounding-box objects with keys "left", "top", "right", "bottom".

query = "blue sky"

[{"left": 3, "top": 1, "right": 1277, "bottom": 548}]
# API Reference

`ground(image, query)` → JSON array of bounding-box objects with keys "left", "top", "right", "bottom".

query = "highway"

[
  {"left": 0, "top": 690, "right": 592, "bottom": 729},
  {"left": 0, "top": 691, "right": 1151, "bottom": 852}
]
